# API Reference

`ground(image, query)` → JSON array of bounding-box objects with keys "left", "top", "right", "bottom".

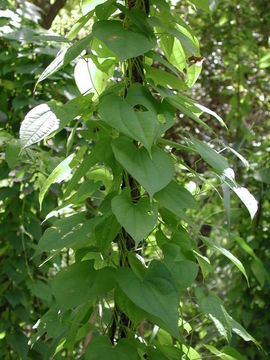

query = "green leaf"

[
  {"left": 117, "top": 260, "right": 180, "bottom": 339},
  {"left": 182, "top": 344, "right": 201, "bottom": 360},
  {"left": 111, "top": 190, "right": 158, "bottom": 246},
  {"left": 191, "top": 136, "right": 258, "bottom": 219},
  {"left": 115, "top": 287, "right": 146, "bottom": 326},
  {"left": 190, "top": 135, "right": 229, "bottom": 174},
  {"left": 5, "top": 139, "right": 21, "bottom": 168},
  {"left": 36, "top": 34, "right": 92, "bottom": 85},
  {"left": 160, "top": 35, "right": 187, "bottom": 72},
  {"left": 85, "top": 336, "right": 138, "bottom": 360},
  {"left": 39, "top": 154, "right": 75, "bottom": 208},
  {"left": 195, "top": 288, "right": 259, "bottom": 346},
  {"left": 189, "top": 0, "right": 210, "bottom": 12},
  {"left": 259, "top": 52, "right": 270, "bottom": 69},
  {"left": 186, "top": 63, "right": 202, "bottom": 87},
  {"left": 52, "top": 260, "right": 115, "bottom": 309},
  {"left": 92, "top": 20, "right": 156, "bottom": 60},
  {"left": 6, "top": 332, "right": 28, "bottom": 358},
  {"left": 165, "top": 259, "right": 198, "bottom": 292},
  {"left": 204, "top": 345, "right": 236, "bottom": 360},
  {"left": 155, "top": 180, "right": 198, "bottom": 216},
  {"left": 146, "top": 66, "right": 186, "bottom": 91},
  {"left": 65, "top": 136, "right": 115, "bottom": 197},
  {"left": 167, "top": 26, "right": 199, "bottom": 54},
  {"left": 94, "top": 213, "right": 121, "bottom": 252},
  {"left": 193, "top": 250, "right": 212, "bottom": 279},
  {"left": 64, "top": 153, "right": 98, "bottom": 197},
  {"left": 200, "top": 236, "right": 249, "bottom": 285},
  {"left": 35, "top": 213, "right": 99, "bottom": 255},
  {"left": 166, "top": 97, "right": 211, "bottom": 131},
  {"left": 99, "top": 93, "right": 159, "bottom": 154},
  {"left": 112, "top": 137, "right": 174, "bottom": 199},
  {"left": 66, "top": 11, "right": 94, "bottom": 40},
  {"left": 254, "top": 168, "right": 270, "bottom": 184},
  {"left": 125, "top": 83, "right": 175, "bottom": 136}
]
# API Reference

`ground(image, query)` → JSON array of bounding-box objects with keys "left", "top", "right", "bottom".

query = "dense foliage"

[{"left": 0, "top": 0, "right": 269, "bottom": 359}]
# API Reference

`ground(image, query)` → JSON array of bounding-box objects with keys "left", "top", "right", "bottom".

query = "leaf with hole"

[{"left": 112, "top": 137, "right": 174, "bottom": 199}]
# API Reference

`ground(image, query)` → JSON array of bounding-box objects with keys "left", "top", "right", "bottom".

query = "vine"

[{"left": 11, "top": 0, "right": 263, "bottom": 358}]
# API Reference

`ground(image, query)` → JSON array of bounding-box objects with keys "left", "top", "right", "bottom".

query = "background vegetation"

[{"left": 0, "top": 0, "right": 269, "bottom": 359}]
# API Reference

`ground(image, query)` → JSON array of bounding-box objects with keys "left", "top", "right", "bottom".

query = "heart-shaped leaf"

[
  {"left": 85, "top": 336, "right": 138, "bottom": 360},
  {"left": 51, "top": 261, "right": 115, "bottom": 310},
  {"left": 99, "top": 93, "right": 159, "bottom": 154},
  {"left": 111, "top": 190, "right": 158, "bottom": 246},
  {"left": 112, "top": 137, "right": 174, "bottom": 198},
  {"left": 117, "top": 260, "right": 180, "bottom": 339}
]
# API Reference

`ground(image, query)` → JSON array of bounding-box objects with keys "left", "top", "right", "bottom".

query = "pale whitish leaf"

[
  {"left": 81, "top": 0, "right": 107, "bottom": 14},
  {"left": 20, "top": 103, "right": 60, "bottom": 148},
  {"left": 200, "top": 236, "right": 249, "bottom": 285},
  {"left": 20, "top": 95, "right": 93, "bottom": 149},
  {"left": 39, "top": 154, "right": 75, "bottom": 208},
  {"left": 232, "top": 186, "right": 258, "bottom": 219},
  {"left": 194, "top": 102, "right": 227, "bottom": 128},
  {"left": 74, "top": 58, "right": 109, "bottom": 96},
  {"left": 111, "top": 190, "right": 158, "bottom": 246},
  {"left": 226, "top": 146, "right": 249, "bottom": 167}
]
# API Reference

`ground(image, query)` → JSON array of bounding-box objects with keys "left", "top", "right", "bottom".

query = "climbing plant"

[{"left": 1, "top": 0, "right": 267, "bottom": 358}]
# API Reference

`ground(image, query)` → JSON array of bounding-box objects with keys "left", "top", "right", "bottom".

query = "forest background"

[{"left": 0, "top": 0, "right": 269, "bottom": 359}]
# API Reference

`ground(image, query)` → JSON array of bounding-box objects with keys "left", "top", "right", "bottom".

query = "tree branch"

[{"left": 31, "top": 0, "right": 67, "bottom": 29}]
